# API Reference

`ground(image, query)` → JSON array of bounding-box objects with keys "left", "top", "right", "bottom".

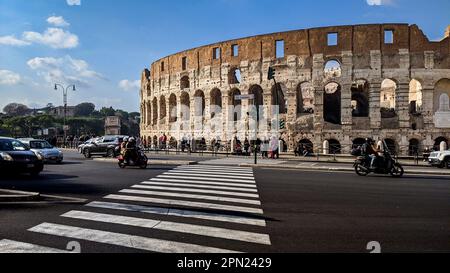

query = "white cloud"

[
  {"left": 0, "top": 35, "right": 31, "bottom": 46},
  {"left": 366, "top": 0, "right": 393, "bottom": 5},
  {"left": 119, "top": 80, "right": 141, "bottom": 91},
  {"left": 47, "top": 16, "right": 70, "bottom": 27},
  {"left": 67, "top": 0, "right": 81, "bottom": 6},
  {"left": 0, "top": 70, "right": 21, "bottom": 85},
  {"left": 27, "top": 56, "right": 104, "bottom": 88},
  {"left": 22, "top": 28, "right": 79, "bottom": 49}
]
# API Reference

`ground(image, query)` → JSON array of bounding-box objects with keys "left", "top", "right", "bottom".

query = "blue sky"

[{"left": 0, "top": 0, "right": 449, "bottom": 112}]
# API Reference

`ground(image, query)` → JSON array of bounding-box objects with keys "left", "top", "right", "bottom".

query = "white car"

[
  {"left": 19, "top": 138, "right": 64, "bottom": 164},
  {"left": 428, "top": 150, "right": 450, "bottom": 168}
]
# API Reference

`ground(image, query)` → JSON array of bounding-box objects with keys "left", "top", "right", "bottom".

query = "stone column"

[
  {"left": 421, "top": 85, "right": 435, "bottom": 129},
  {"left": 369, "top": 80, "right": 382, "bottom": 129},
  {"left": 222, "top": 94, "right": 229, "bottom": 142},
  {"left": 397, "top": 80, "right": 411, "bottom": 129}
]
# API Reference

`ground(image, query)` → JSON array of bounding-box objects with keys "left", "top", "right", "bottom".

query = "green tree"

[
  {"left": 99, "top": 107, "right": 116, "bottom": 117},
  {"left": 3, "top": 103, "right": 30, "bottom": 116},
  {"left": 74, "top": 102, "right": 96, "bottom": 117}
]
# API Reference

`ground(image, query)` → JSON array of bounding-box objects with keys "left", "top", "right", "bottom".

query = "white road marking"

[
  {"left": 131, "top": 185, "right": 260, "bottom": 198},
  {"left": 29, "top": 223, "right": 239, "bottom": 253},
  {"left": 119, "top": 189, "right": 261, "bottom": 205},
  {"left": 62, "top": 211, "right": 271, "bottom": 245},
  {"left": 172, "top": 169, "right": 254, "bottom": 176},
  {"left": 0, "top": 239, "right": 69, "bottom": 253},
  {"left": 86, "top": 201, "right": 266, "bottom": 226},
  {"left": 157, "top": 175, "right": 256, "bottom": 184},
  {"left": 163, "top": 172, "right": 255, "bottom": 180},
  {"left": 105, "top": 194, "right": 264, "bottom": 214},
  {"left": 166, "top": 170, "right": 253, "bottom": 176},
  {"left": 141, "top": 181, "right": 258, "bottom": 193},
  {"left": 177, "top": 166, "right": 253, "bottom": 172}
]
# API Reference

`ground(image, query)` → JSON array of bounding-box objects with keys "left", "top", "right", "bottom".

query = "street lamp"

[{"left": 54, "top": 84, "right": 76, "bottom": 147}]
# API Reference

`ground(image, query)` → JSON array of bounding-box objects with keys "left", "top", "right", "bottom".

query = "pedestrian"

[{"left": 244, "top": 138, "right": 250, "bottom": 156}]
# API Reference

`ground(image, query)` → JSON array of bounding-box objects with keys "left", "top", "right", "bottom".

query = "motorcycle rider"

[
  {"left": 125, "top": 137, "right": 138, "bottom": 164},
  {"left": 363, "top": 138, "right": 380, "bottom": 170}
]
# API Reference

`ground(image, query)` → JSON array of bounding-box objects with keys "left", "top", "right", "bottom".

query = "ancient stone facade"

[{"left": 140, "top": 24, "right": 450, "bottom": 155}]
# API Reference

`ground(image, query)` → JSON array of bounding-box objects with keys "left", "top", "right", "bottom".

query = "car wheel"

[
  {"left": 83, "top": 149, "right": 91, "bottom": 158},
  {"left": 107, "top": 149, "right": 115, "bottom": 158},
  {"left": 445, "top": 158, "right": 450, "bottom": 169}
]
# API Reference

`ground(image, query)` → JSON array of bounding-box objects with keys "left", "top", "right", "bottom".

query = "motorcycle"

[
  {"left": 354, "top": 142, "right": 404, "bottom": 178},
  {"left": 118, "top": 148, "right": 148, "bottom": 169}
]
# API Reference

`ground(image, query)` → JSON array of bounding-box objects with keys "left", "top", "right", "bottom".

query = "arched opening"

[
  {"left": 434, "top": 137, "right": 448, "bottom": 151},
  {"left": 194, "top": 90, "right": 205, "bottom": 118},
  {"left": 296, "top": 82, "right": 314, "bottom": 116},
  {"left": 146, "top": 101, "right": 151, "bottom": 126},
  {"left": 271, "top": 83, "right": 287, "bottom": 114},
  {"left": 297, "top": 139, "right": 314, "bottom": 155},
  {"left": 228, "top": 67, "right": 241, "bottom": 84},
  {"left": 169, "top": 94, "right": 177, "bottom": 123},
  {"left": 249, "top": 85, "right": 264, "bottom": 121},
  {"left": 324, "top": 82, "right": 341, "bottom": 124},
  {"left": 352, "top": 138, "right": 366, "bottom": 149},
  {"left": 381, "top": 79, "right": 397, "bottom": 118},
  {"left": 210, "top": 88, "right": 222, "bottom": 120},
  {"left": 351, "top": 80, "right": 369, "bottom": 117},
  {"left": 229, "top": 88, "right": 242, "bottom": 123},
  {"left": 152, "top": 98, "right": 158, "bottom": 126},
  {"left": 384, "top": 138, "right": 397, "bottom": 154},
  {"left": 434, "top": 79, "right": 450, "bottom": 113},
  {"left": 180, "top": 76, "right": 190, "bottom": 89},
  {"left": 324, "top": 60, "right": 341, "bottom": 78},
  {"left": 328, "top": 139, "right": 341, "bottom": 154},
  {"left": 159, "top": 96, "right": 166, "bottom": 123},
  {"left": 180, "top": 92, "right": 190, "bottom": 126},
  {"left": 409, "top": 138, "right": 420, "bottom": 156},
  {"left": 409, "top": 79, "right": 423, "bottom": 114},
  {"left": 169, "top": 137, "right": 177, "bottom": 149}
]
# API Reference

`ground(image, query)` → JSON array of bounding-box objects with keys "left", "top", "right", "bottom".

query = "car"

[
  {"left": 19, "top": 138, "right": 64, "bottom": 164},
  {"left": 0, "top": 137, "right": 44, "bottom": 177},
  {"left": 428, "top": 150, "right": 450, "bottom": 168},
  {"left": 78, "top": 137, "right": 100, "bottom": 154},
  {"left": 81, "top": 135, "right": 126, "bottom": 158}
]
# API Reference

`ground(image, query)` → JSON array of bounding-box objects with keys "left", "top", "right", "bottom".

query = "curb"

[
  {"left": 239, "top": 163, "right": 450, "bottom": 176},
  {"left": 92, "top": 158, "right": 198, "bottom": 166}
]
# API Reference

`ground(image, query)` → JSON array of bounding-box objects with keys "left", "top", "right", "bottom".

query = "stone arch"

[
  {"left": 409, "top": 79, "right": 423, "bottom": 114},
  {"left": 351, "top": 79, "right": 369, "bottom": 117},
  {"left": 409, "top": 138, "right": 420, "bottom": 156},
  {"left": 381, "top": 79, "right": 397, "bottom": 118},
  {"left": 271, "top": 83, "right": 287, "bottom": 114},
  {"left": 298, "top": 139, "right": 314, "bottom": 153},
  {"left": 169, "top": 94, "right": 177, "bottom": 123},
  {"left": 328, "top": 139, "right": 341, "bottom": 154},
  {"left": 324, "top": 59, "right": 342, "bottom": 78},
  {"left": 146, "top": 101, "right": 151, "bottom": 126},
  {"left": 384, "top": 138, "right": 398, "bottom": 154},
  {"left": 296, "top": 82, "right": 314, "bottom": 116},
  {"left": 159, "top": 95, "right": 167, "bottom": 122},
  {"left": 229, "top": 88, "right": 242, "bottom": 122},
  {"left": 169, "top": 137, "right": 177, "bottom": 149},
  {"left": 194, "top": 90, "right": 205, "bottom": 117},
  {"left": 352, "top": 138, "right": 366, "bottom": 149},
  {"left": 433, "top": 79, "right": 450, "bottom": 113},
  {"left": 434, "top": 137, "right": 448, "bottom": 151},
  {"left": 324, "top": 82, "right": 341, "bottom": 124},
  {"left": 180, "top": 76, "right": 190, "bottom": 89},
  {"left": 228, "top": 67, "right": 241, "bottom": 84},
  {"left": 210, "top": 88, "right": 222, "bottom": 119},
  {"left": 249, "top": 84, "right": 264, "bottom": 121},
  {"left": 180, "top": 92, "right": 190, "bottom": 122},
  {"left": 152, "top": 97, "right": 158, "bottom": 126}
]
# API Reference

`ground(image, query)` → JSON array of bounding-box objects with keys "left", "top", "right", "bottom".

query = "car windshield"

[
  {"left": 0, "top": 139, "right": 29, "bottom": 151},
  {"left": 29, "top": 141, "right": 53, "bottom": 149}
]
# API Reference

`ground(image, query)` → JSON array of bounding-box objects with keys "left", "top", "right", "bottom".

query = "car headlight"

[
  {"left": 0, "top": 152, "right": 14, "bottom": 161},
  {"left": 34, "top": 151, "right": 44, "bottom": 161}
]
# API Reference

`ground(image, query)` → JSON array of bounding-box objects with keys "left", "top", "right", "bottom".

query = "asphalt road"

[{"left": 0, "top": 150, "right": 449, "bottom": 253}]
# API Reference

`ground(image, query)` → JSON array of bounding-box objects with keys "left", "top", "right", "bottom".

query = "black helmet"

[{"left": 366, "top": 138, "right": 374, "bottom": 144}]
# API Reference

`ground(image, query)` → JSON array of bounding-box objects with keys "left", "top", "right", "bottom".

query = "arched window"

[
  {"left": 228, "top": 68, "right": 241, "bottom": 84},
  {"left": 152, "top": 98, "right": 158, "bottom": 126},
  {"left": 210, "top": 88, "right": 222, "bottom": 119},
  {"left": 409, "top": 139, "right": 420, "bottom": 156},
  {"left": 229, "top": 89, "right": 241, "bottom": 122},
  {"left": 180, "top": 76, "right": 190, "bottom": 89},
  {"left": 409, "top": 79, "right": 423, "bottom": 114},
  {"left": 169, "top": 94, "right": 177, "bottom": 123},
  {"left": 381, "top": 79, "right": 397, "bottom": 118},
  {"left": 180, "top": 92, "right": 190, "bottom": 122},
  {"left": 249, "top": 85, "right": 264, "bottom": 121},
  {"left": 439, "top": 93, "right": 450, "bottom": 112},
  {"left": 324, "top": 82, "right": 341, "bottom": 124},
  {"left": 297, "top": 82, "right": 314, "bottom": 116},
  {"left": 328, "top": 139, "right": 341, "bottom": 154},
  {"left": 271, "top": 83, "right": 286, "bottom": 114},
  {"left": 194, "top": 90, "right": 205, "bottom": 118},
  {"left": 324, "top": 60, "right": 341, "bottom": 78},
  {"left": 159, "top": 96, "right": 166, "bottom": 122},
  {"left": 351, "top": 80, "right": 369, "bottom": 117}
]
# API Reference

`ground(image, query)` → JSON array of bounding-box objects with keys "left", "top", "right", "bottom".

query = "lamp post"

[{"left": 54, "top": 84, "right": 76, "bottom": 147}]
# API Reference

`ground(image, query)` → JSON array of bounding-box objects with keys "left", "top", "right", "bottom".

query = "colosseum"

[{"left": 140, "top": 23, "right": 450, "bottom": 156}]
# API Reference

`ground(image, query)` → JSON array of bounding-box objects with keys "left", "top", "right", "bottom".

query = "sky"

[{"left": 0, "top": 0, "right": 449, "bottom": 113}]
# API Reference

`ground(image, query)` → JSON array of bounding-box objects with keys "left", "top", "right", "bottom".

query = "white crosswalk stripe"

[
  {"left": 141, "top": 181, "right": 258, "bottom": 192},
  {"left": 29, "top": 223, "right": 240, "bottom": 253},
  {"left": 131, "top": 185, "right": 260, "bottom": 198},
  {"left": 62, "top": 211, "right": 271, "bottom": 245},
  {"left": 0, "top": 239, "right": 70, "bottom": 253},
  {"left": 2, "top": 164, "right": 271, "bottom": 253},
  {"left": 200, "top": 158, "right": 287, "bottom": 166},
  {"left": 119, "top": 189, "right": 262, "bottom": 205},
  {"left": 86, "top": 201, "right": 267, "bottom": 226}
]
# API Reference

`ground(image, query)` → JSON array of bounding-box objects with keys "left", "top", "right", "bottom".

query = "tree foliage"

[{"left": 74, "top": 102, "right": 96, "bottom": 117}]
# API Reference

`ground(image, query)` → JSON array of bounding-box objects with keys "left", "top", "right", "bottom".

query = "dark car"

[
  {"left": 82, "top": 135, "right": 126, "bottom": 158},
  {"left": 0, "top": 137, "right": 44, "bottom": 177}
]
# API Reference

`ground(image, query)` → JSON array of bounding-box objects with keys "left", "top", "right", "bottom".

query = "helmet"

[
  {"left": 129, "top": 137, "right": 136, "bottom": 143},
  {"left": 123, "top": 137, "right": 129, "bottom": 142}
]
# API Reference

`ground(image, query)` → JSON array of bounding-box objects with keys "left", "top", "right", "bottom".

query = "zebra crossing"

[
  {"left": 200, "top": 157, "right": 287, "bottom": 166},
  {"left": 0, "top": 164, "right": 271, "bottom": 253}
]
